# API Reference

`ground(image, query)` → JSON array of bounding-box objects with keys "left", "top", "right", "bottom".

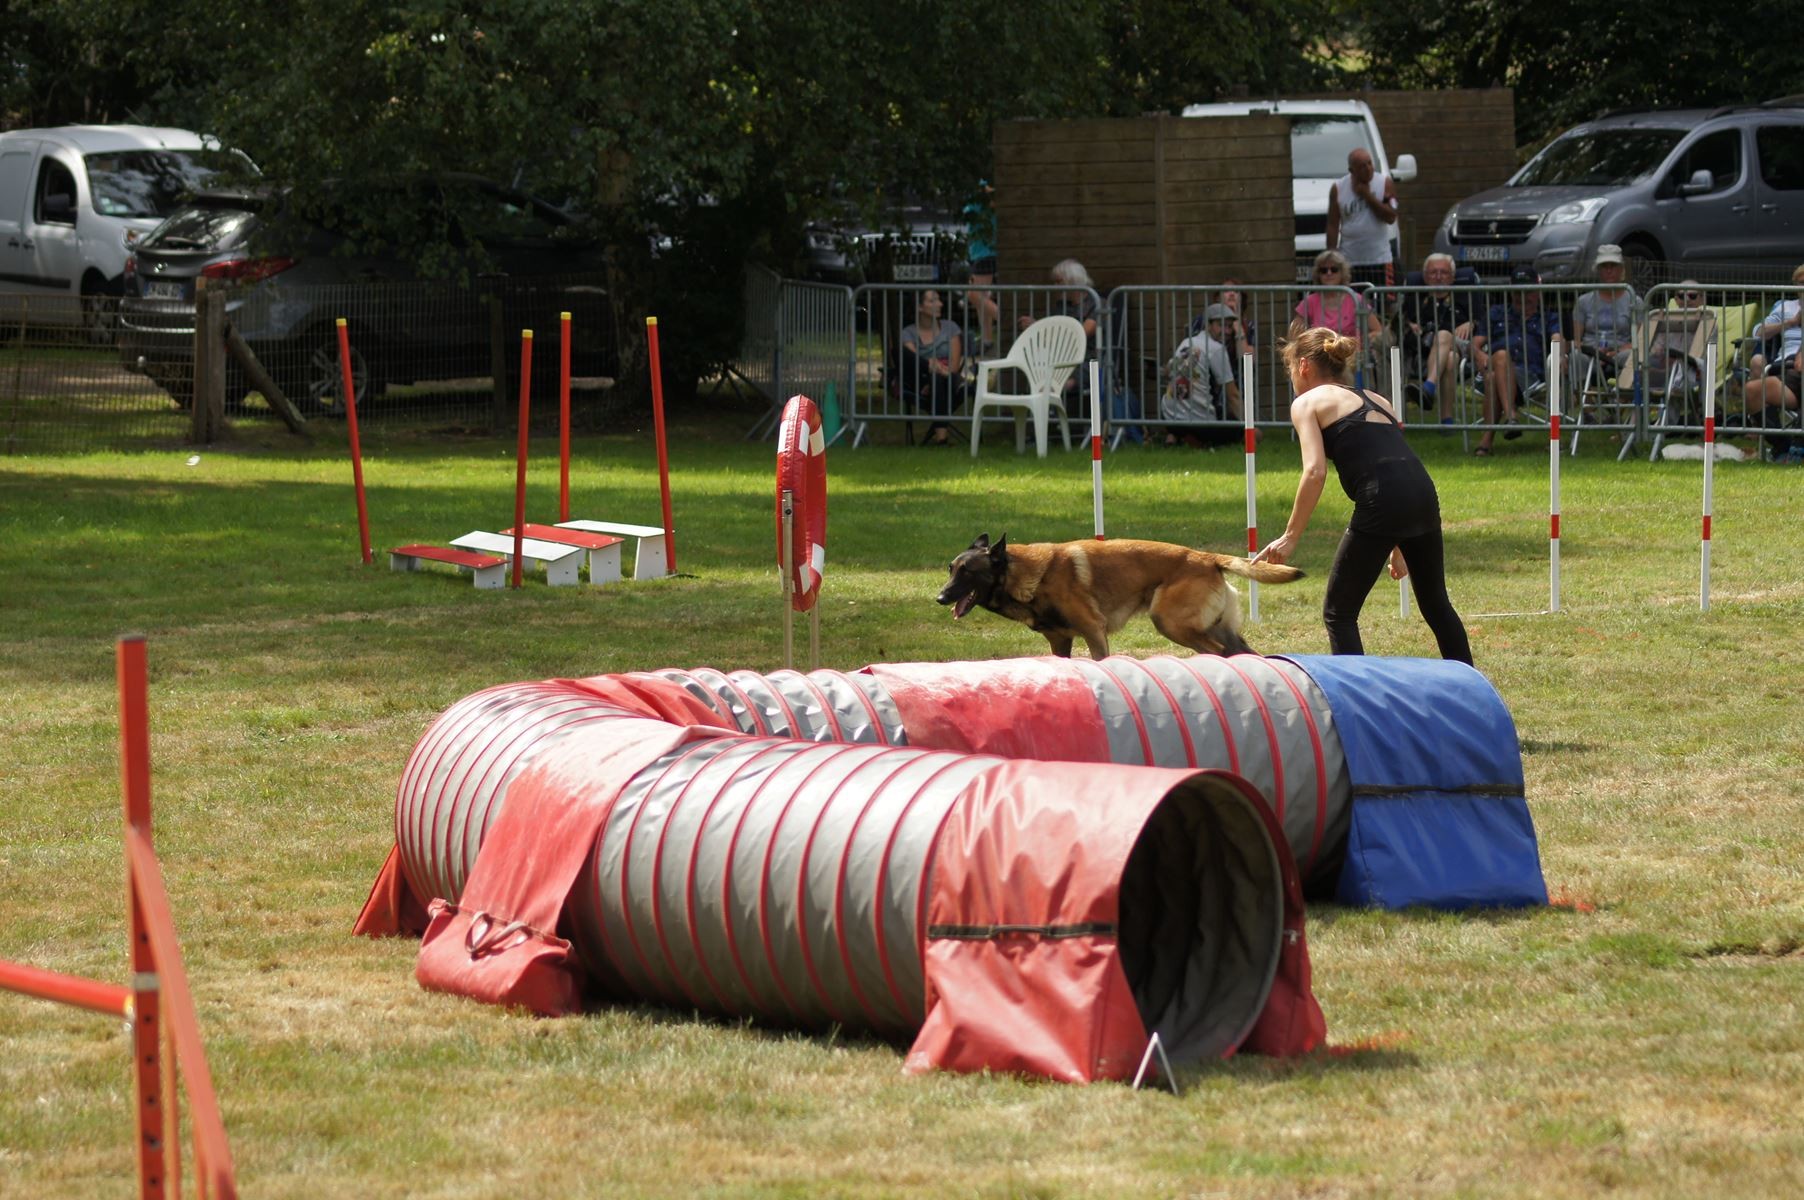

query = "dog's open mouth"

[{"left": 952, "top": 594, "right": 975, "bottom": 619}]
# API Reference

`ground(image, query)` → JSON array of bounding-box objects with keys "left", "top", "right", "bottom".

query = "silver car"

[{"left": 1434, "top": 102, "right": 1804, "bottom": 279}]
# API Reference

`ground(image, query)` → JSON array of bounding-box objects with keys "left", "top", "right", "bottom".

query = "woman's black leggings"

[{"left": 1322, "top": 524, "right": 1473, "bottom": 665}]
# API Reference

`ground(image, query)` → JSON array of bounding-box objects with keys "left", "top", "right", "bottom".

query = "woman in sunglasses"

[{"left": 1289, "top": 250, "right": 1383, "bottom": 348}]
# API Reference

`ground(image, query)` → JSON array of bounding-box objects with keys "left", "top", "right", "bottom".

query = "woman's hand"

[
  {"left": 1388, "top": 548, "right": 1409, "bottom": 580},
  {"left": 1258, "top": 532, "right": 1298, "bottom": 566}
]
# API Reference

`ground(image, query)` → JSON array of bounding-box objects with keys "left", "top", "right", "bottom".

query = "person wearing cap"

[
  {"left": 1159, "top": 303, "right": 1245, "bottom": 447},
  {"left": 1568, "top": 244, "right": 1644, "bottom": 399},
  {"left": 1325, "top": 148, "right": 1400, "bottom": 300},
  {"left": 1471, "top": 266, "right": 1563, "bottom": 456}
]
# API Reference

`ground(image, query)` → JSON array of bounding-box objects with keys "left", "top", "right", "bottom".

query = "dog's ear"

[
  {"left": 971, "top": 533, "right": 989, "bottom": 551},
  {"left": 992, "top": 533, "right": 1008, "bottom": 561}
]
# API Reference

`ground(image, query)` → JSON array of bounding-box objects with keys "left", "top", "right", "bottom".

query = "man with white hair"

[
  {"left": 1326, "top": 147, "right": 1400, "bottom": 299},
  {"left": 1401, "top": 252, "right": 1475, "bottom": 425}
]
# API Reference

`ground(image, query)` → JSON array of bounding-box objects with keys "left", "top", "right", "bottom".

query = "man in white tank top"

[{"left": 1326, "top": 148, "right": 1399, "bottom": 301}]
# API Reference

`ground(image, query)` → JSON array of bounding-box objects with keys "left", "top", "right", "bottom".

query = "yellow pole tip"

[
  {"left": 560, "top": 311, "right": 571, "bottom": 321},
  {"left": 646, "top": 316, "right": 658, "bottom": 327},
  {"left": 335, "top": 317, "right": 347, "bottom": 327},
  {"left": 522, "top": 329, "right": 534, "bottom": 338}
]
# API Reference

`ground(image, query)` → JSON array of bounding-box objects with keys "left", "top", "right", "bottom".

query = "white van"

[
  {"left": 1181, "top": 99, "right": 1416, "bottom": 281},
  {"left": 0, "top": 125, "right": 255, "bottom": 333}
]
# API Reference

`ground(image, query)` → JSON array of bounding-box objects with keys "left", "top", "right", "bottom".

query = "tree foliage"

[
  {"left": 1, "top": 0, "right": 1349, "bottom": 395},
  {"left": 1336, "top": 1, "right": 1804, "bottom": 151}
]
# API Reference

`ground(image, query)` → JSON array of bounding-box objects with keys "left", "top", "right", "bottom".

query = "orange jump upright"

[{"left": 0, "top": 635, "right": 237, "bottom": 1200}]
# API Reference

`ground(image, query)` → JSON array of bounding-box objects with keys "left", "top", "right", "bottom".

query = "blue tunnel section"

[{"left": 1281, "top": 655, "right": 1548, "bottom": 910}]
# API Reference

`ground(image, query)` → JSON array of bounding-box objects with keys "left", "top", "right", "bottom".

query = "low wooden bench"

[
  {"left": 502, "top": 524, "right": 625, "bottom": 585},
  {"left": 389, "top": 544, "right": 508, "bottom": 590},
  {"left": 449, "top": 531, "right": 586, "bottom": 586},
  {"left": 555, "top": 520, "right": 672, "bottom": 579}
]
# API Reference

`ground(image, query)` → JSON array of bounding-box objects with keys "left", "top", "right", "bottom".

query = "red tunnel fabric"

[
  {"left": 366, "top": 663, "right": 1318, "bottom": 1082},
  {"left": 862, "top": 658, "right": 1113, "bottom": 762}
]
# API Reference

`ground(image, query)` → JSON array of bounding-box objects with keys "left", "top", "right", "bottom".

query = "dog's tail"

[{"left": 1215, "top": 554, "right": 1305, "bottom": 584}]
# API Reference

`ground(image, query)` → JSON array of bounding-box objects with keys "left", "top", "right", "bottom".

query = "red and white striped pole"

[
  {"left": 1701, "top": 341, "right": 1717, "bottom": 610},
  {"left": 1549, "top": 342, "right": 1562, "bottom": 613},
  {"left": 1090, "top": 360, "right": 1105, "bottom": 539},
  {"left": 1391, "top": 345, "right": 1410, "bottom": 619},
  {"left": 1243, "top": 350, "right": 1259, "bottom": 621}
]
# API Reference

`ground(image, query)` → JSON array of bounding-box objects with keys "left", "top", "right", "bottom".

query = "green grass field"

[{"left": 2, "top": 394, "right": 1800, "bottom": 1198}]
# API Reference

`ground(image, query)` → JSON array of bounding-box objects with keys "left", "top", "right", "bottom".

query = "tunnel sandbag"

[
  {"left": 907, "top": 763, "right": 1308, "bottom": 1080},
  {"left": 1281, "top": 655, "right": 1548, "bottom": 910}
]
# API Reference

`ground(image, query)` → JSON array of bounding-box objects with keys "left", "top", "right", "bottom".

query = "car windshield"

[
  {"left": 1512, "top": 129, "right": 1685, "bottom": 187},
  {"left": 1291, "top": 116, "right": 1375, "bottom": 178},
  {"left": 141, "top": 201, "right": 259, "bottom": 251},
  {"left": 85, "top": 149, "right": 257, "bottom": 219}
]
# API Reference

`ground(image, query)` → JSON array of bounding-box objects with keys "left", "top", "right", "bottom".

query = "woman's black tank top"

[{"left": 1319, "top": 387, "right": 1439, "bottom": 536}]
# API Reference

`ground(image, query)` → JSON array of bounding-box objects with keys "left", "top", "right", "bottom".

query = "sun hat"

[{"left": 1594, "top": 244, "right": 1625, "bottom": 266}]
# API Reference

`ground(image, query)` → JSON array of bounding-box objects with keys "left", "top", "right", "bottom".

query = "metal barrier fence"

[
  {"left": 733, "top": 265, "right": 856, "bottom": 440},
  {"left": 4, "top": 274, "right": 619, "bottom": 455},
  {"left": 846, "top": 282, "right": 1105, "bottom": 445},
  {"left": 827, "top": 275, "right": 1803, "bottom": 461}
]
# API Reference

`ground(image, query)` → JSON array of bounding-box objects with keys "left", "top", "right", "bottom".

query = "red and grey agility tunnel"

[{"left": 358, "top": 654, "right": 1542, "bottom": 1081}]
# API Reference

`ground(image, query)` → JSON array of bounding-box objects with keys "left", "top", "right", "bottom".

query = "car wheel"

[
  {"left": 279, "top": 330, "right": 374, "bottom": 416},
  {"left": 1619, "top": 238, "right": 1661, "bottom": 286},
  {"left": 81, "top": 281, "right": 120, "bottom": 346}
]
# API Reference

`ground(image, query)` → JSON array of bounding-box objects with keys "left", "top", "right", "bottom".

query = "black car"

[
  {"left": 800, "top": 203, "right": 968, "bottom": 288},
  {"left": 117, "top": 174, "right": 615, "bottom": 413}
]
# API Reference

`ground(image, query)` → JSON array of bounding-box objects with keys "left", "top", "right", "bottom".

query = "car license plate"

[
  {"left": 1461, "top": 246, "right": 1510, "bottom": 262},
  {"left": 892, "top": 264, "right": 937, "bottom": 282},
  {"left": 144, "top": 280, "right": 186, "bottom": 300}
]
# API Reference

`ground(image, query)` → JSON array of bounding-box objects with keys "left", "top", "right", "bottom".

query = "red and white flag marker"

[
  {"left": 1391, "top": 345, "right": 1410, "bottom": 619},
  {"left": 1243, "top": 351, "right": 1260, "bottom": 621},
  {"left": 1701, "top": 341, "right": 1718, "bottom": 611},
  {"left": 1549, "top": 342, "right": 1562, "bottom": 614},
  {"left": 1090, "top": 361, "right": 1105, "bottom": 539}
]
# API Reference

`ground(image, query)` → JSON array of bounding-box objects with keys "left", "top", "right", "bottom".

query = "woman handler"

[{"left": 1256, "top": 327, "right": 1473, "bottom": 665}]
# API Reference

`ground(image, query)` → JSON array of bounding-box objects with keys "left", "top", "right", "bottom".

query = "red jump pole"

[
  {"left": 646, "top": 316, "right": 676, "bottom": 574},
  {"left": 336, "top": 319, "right": 373, "bottom": 564},
  {"left": 559, "top": 311, "right": 572, "bottom": 523},
  {"left": 513, "top": 330, "right": 534, "bottom": 589},
  {"left": 117, "top": 635, "right": 169, "bottom": 1199}
]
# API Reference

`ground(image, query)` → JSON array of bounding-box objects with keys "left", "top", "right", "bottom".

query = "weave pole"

[
  {"left": 1701, "top": 341, "right": 1718, "bottom": 610},
  {"left": 559, "top": 311, "right": 572, "bottom": 523},
  {"left": 1391, "top": 345, "right": 1410, "bottom": 619},
  {"left": 1243, "top": 350, "right": 1259, "bottom": 621},
  {"left": 335, "top": 318, "right": 372, "bottom": 564},
  {"left": 511, "top": 330, "right": 533, "bottom": 589},
  {"left": 1549, "top": 343, "right": 1562, "bottom": 614},
  {"left": 780, "top": 488, "right": 794, "bottom": 668},
  {"left": 1090, "top": 360, "right": 1105, "bottom": 539},
  {"left": 646, "top": 317, "right": 677, "bottom": 574}
]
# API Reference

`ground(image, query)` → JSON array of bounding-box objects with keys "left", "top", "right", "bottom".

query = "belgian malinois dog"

[{"left": 936, "top": 533, "right": 1303, "bottom": 658}]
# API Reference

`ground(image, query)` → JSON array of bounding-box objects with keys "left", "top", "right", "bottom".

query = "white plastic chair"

[{"left": 970, "top": 315, "right": 1086, "bottom": 457}]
